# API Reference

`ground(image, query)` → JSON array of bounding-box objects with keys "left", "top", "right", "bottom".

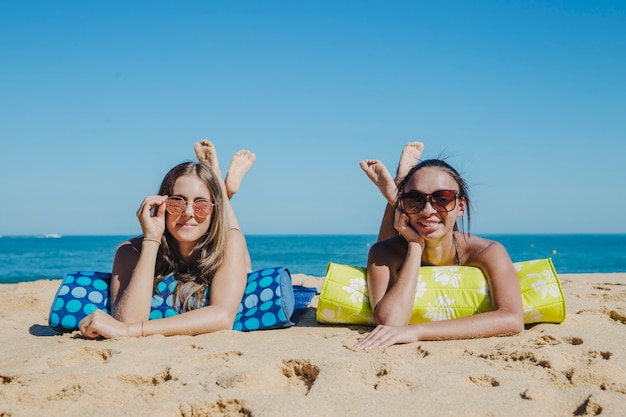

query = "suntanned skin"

[
  {"left": 355, "top": 142, "right": 524, "bottom": 349},
  {"left": 79, "top": 141, "right": 255, "bottom": 338}
]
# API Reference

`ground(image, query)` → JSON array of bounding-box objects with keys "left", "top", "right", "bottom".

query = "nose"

[
  {"left": 421, "top": 198, "right": 438, "bottom": 214},
  {"left": 183, "top": 201, "right": 195, "bottom": 217}
]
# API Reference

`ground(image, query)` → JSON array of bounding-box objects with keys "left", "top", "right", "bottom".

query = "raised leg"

[{"left": 362, "top": 142, "right": 424, "bottom": 241}]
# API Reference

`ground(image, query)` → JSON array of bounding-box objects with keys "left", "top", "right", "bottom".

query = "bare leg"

[
  {"left": 362, "top": 142, "right": 424, "bottom": 241},
  {"left": 396, "top": 142, "right": 424, "bottom": 183},
  {"left": 360, "top": 160, "right": 397, "bottom": 205},
  {"left": 194, "top": 140, "right": 252, "bottom": 270},
  {"left": 194, "top": 139, "right": 220, "bottom": 174},
  {"left": 222, "top": 149, "right": 255, "bottom": 271},
  {"left": 195, "top": 140, "right": 255, "bottom": 200},
  {"left": 225, "top": 150, "right": 256, "bottom": 199}
]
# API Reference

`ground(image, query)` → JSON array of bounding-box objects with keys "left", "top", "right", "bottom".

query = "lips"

[
  {"left": 415, "top": 218, "right": 441, "bottom": 232},
  {"left": 177, "top": 223, "right": 197, "bottom": 228},
  {"left": 418, "top": 217, "right": 440, "bottom": 226}
]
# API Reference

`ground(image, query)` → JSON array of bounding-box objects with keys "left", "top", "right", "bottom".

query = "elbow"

[
  {"left": 373, "top": 311, "right": 385, "bottom": 326},
  {"left": 504, "top": 310, "right": 525, "bottom": 336},
  {"left": 512, "top": 319, "right": 525, "bottom": 335},
  {"left": 112, "top": 306, "right": 149, "bottom": 324},
  {"left": 212, "top": 309, "right": 237, "bottom": 332},
  {"left": 372, "top": 305, "right": 388, "bottom": 325},
  {"left": 373, "top": 309, "right": 407, "bottom": 327}
]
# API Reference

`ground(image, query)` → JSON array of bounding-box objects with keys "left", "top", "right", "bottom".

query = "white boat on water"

[{"left": 37, "top": 234, "right": 62, "bottom": 238}]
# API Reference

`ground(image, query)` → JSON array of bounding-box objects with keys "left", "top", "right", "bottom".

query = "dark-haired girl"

[{"left": 355, "top": 142, "right": 523, "bottom": 349}]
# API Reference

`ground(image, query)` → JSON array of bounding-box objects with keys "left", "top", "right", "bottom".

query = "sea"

[{"left": 0, "top": 234, "right": 625, "bottom": 284}]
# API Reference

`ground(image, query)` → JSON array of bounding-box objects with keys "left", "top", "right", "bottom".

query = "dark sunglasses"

[
  {"left": 396, "top": 189, "right": 460, "bottom": 214},
  {"left": 166, "top": 196, "right": 214, "bottom": 217}
]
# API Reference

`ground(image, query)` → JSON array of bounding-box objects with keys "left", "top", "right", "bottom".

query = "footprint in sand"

[
  {"left": 468, "top": 375, "right": 500, "bottom": 387},
  {"left": 215, "top": 370, "right": 250, "bottom": 389},
  {"left": 117, "top": 367, "right": 178, "bottom": 387},
  {"left": 600, "top": 382, "right": 626, "bottom": 395},
  {"left": 530, "top": 334, "right": 561, "bottom": 347},
  {"left": 281, "top": 359, "right": 320, "bottom": 395},
  {"left": 350, "top": 360, "right": 416, "bottom": 392},
  {"left": 168, "top": 350, "right": 244, "bottom": 387},
  {"left": 607, "top": 309, "right": 626, "bottom": 324},
  {"left": 563, "top": 336, "right": 584, "bottom": 345},
  {"left": 586, "top": 350, "right": 612, "bottom": 361},
  {"left": 47, "top": 384, "right": 84, "bottom": 401},
  {"left": 1, "top": 375, "right": 20, "bottom": 385},
  {"left": 415, "top": 345, "right": 430, "bottom": 358},
  {"left": 49, "top": 347, "right": 118, "bottom": 368},
  {"left": 174, "top": 350, "right": 243, "bottom": 374},
  {"left": 467, "top": 348, "right": 552, "bottom": 369},
  {"left": 188, "top": 351, "right": 243, "bottom": 367},
  {"left": 179, "top": 398, "right": 253, "bottom": 417},
  {"left": 573, "top": 395, "right": 603, "bottom": 416},
  {"left": 559, "top": 349, "right": 614, "bottom": 390},
  {"left": 529, "top": 334, "right": 584, "bottom": 348}
]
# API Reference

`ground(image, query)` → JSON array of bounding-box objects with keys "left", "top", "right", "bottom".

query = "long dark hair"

[
  {"left": 396, "top": 158, "right": 472, "bottom": 235},
  {"left": 153, "top": 162, "right": 229, "bottom": 311}
]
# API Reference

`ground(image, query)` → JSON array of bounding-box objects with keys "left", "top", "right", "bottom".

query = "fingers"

[
  {"left": 355, "top": 325, "right": 395, "bottom": 350},
  {"left": 137, "top": 196, "right": 168, "bottom": 218},
  {"left": 79, "top": 311, "right": 102, "bottom": 339},
  {"left": 355, "top": 324, "right": 420, "bottom": 350},
  {"left": 393, "top": 209, "right": 424, "bottom": 244},
  {"left": 79, "top": 310, "right": 129, "bottom": 339},
  {"left": 393, "top": 209, "right": 410, "bottom": 232},
  {"left": 136, "top": 197, "right": 168, "bottom": 239}
]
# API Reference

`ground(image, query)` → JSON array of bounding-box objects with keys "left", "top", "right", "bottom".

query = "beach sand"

[{"left": 1, "top": 273, "right": 625, "bottom": 417}]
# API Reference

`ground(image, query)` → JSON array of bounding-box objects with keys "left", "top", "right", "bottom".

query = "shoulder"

[
  {"left": 369, "top": 235, "right": 407, "bottom": 260},
  {"left": 220, "top": 228, "right": 248, "bottom": 261},
  {"left": 226, "top": 227, "right": 245, "bottom": 239},
  {"left": 225, "top": 228, "right": 246, "bottom": 248},
  {"left": 113, "top": 236, "right": 143, "bottom": 265},
  {"left": 457, "top": 234, "right": 517, "bottom": 286},
  {"left": 457, "top": 233, "right": 510, "bottom": 269}
]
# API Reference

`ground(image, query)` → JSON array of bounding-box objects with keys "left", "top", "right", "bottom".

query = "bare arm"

[
  {"left": 367, "top": 238, "right": 422, "bottom": 326},
  {"left": 369, "top": 209, "right": 427, "bottom": 325},
  {"left": 80, "top": 229, "right": 248, "bottom": 338},
  {"left": 376, "top": 203, "right": 398, "bottom": 241},
  {"left": 356, "top": 239, "right": 524, "bottom": 349},
  {"left": 109, "top": 195, "right": 167, "bottom": 322},
  {"left": 109, "top": 238, "right": 156, "bottom": 321},
  {"left": 140, "top": 229, "right": 248, "bottom": 336}
]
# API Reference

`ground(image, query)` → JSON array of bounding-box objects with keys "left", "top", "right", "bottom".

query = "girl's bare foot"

[
  {"left": 194, "top": 139, "right": 222, "bottom": 177},
  {"left": 360, "top": 159, "right": 397, "bottom": 204},
  {"left": 396, "top": 142, "right": 424, "bottom": 183},
  {"left": 225, "top": 150, "right": 256, "bottom": 198}
]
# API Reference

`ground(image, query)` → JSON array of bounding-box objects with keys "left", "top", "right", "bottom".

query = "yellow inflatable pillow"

[{"left": 316, "top": 258, "right": 566, "bottom": 325}]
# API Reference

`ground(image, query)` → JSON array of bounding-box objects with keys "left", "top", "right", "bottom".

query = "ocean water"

[{"left": 0, "top": 234, "right": 625, "bottom": 284}]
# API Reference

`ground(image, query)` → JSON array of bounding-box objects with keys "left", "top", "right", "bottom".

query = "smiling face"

[
  {"left": 165, "top": 174, "right": 214, "bottom": 252},
  {"left": 401, "top": 166, "right": 466, "bottom": 240}
]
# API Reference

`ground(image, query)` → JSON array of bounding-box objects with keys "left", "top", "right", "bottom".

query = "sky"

[{"left": 1, "top": 0, "right": 625, "bottom": 236}]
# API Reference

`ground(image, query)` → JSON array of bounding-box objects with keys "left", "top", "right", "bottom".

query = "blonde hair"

[{"left": 154, "top": 162, "right": 229, "bottom": 311}]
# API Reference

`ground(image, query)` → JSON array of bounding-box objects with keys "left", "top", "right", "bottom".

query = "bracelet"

[
  {"left": 143, "top": 238, "right": 161, "bottom": 245},
  {"left": 141, "top": 321, "right": 145, "bottom": 337}
]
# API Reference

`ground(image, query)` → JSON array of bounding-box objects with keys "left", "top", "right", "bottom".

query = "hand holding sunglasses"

[{"left": 137, "top": 196, "right": 168, "bottom": 241}]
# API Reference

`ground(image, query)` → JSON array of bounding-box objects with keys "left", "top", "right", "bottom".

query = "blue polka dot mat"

[{"left": 49, "top": 267, "right": 316, "bottom": 333}]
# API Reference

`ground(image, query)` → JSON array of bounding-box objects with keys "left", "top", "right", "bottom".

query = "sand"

[{"left": 1, "top": 273, "right": 625, "bottom": 417}]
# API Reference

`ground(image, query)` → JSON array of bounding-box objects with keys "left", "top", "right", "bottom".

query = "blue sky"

[{"left": 1, "top": 1, "right": 625, "bottom": 236}]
